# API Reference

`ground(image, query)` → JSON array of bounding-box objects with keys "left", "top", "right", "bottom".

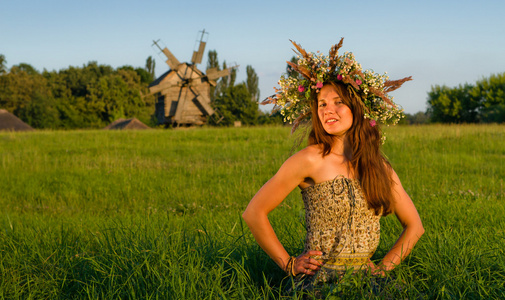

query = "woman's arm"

[
  {"left": 376, "top": 169, "right": 425, "bottom": 272},
  {"left": 242, "top": 148, "right": 322, "bottom": 275}
]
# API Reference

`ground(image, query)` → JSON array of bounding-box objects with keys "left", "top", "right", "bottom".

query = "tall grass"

[{"left": 0, "top": 125, "right": 504, "bottom": 299}]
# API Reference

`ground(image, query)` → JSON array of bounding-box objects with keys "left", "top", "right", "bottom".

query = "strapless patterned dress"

[{"left": 301, "top": 175, "right": 381, "bottom": 283}]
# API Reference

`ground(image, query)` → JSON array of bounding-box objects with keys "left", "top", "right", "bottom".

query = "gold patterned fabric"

[{"left": 301, "top": 175, "right": 381, "bottom": 283}]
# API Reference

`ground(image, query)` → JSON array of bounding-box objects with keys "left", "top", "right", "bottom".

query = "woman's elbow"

[
  {"left": 242, "top": 207, "right": 256, "bottom": 225},
  {"left": 241, "top": 209, "right": 250, "bottom": 222},
  {"left": 404, "top": 219, "right": 425, "bottom": 239},
  {"left": 242, "top": 206, "right": 267, "bottom": 228},
  {"left": 413, "top": 219, "right": 425, "bottom": 238},
  {"left": 418, "top": 223, "right": 425, "bottom": 237}
]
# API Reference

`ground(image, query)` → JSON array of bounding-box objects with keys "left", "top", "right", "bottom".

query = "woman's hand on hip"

[
  {"left": 294, "top": 250, "right": 323, "bottom": 276},
  {"left": 366, "top": 258, "right": 386, "bottom": 277}
]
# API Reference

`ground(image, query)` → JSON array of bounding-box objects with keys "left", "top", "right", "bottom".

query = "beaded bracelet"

[{"left": 285, "top": 256, "right": 297, "bottom": 277}]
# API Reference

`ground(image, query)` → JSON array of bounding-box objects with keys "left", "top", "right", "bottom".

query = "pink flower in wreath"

[
  {"left": 337, "top": 74, "right": 343, "bottom": 81},
  {"left": 298, "top": 85, "right": 305, "bottom": 92},
  {"left": 356, "top": 79, "right": 362, "bottom": 85},
  {"left": 369, "top": 120, "right": 376, "bottom": 127},
  {"left": 316, "top": 81, "right": 323, "bottom": 89}
]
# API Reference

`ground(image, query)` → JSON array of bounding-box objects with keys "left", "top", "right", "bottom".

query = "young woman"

[{"left": 242, "top": 39, "right": 424, "bottom": 286}]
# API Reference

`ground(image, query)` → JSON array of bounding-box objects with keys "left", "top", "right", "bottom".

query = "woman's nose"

[{"left": 324, "top": 104, "right": 335, "bottom": 114}]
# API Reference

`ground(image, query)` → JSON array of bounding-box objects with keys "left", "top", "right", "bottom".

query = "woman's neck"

[{"left": 330, "top": 135, "right": 346, "bottom": 156}]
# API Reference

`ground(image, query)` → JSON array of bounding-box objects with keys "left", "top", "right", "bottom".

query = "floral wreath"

[{"left": 264, "top": 38, "right": 412, "bottom": 139}]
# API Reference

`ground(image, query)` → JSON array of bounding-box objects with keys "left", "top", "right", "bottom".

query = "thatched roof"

[
  {"left": 0, "top": 109, "right": 34, "bottom": 131},
  {"left": 103, "top": 118, "right": 151, "bottom": 130}
]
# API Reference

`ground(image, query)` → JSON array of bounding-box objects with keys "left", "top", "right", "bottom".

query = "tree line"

[
  {"left": 426, "top": 72, "right": 505, "bottom": 123},
  {"left": 0, "top": 53, "right": 280, "bottom": 129},
  {"left": 0, "top": 54, "right": 156, "bottom": 129}
]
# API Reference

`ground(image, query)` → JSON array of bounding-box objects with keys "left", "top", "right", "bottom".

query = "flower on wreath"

[{"left": 262, "top": 38, "right": 412, "bottom": 141}]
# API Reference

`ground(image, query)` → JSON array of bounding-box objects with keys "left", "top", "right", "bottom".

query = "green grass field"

[{"left": 1, "top": 125, "right": 504, "bottom": 299}]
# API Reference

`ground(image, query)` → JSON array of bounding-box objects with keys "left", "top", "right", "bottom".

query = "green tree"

[
  {"left": 11, "top": 63, "right": 39, "bottom": 75},
  {"left": 427, "top": 83, "right": 478, "bottom": 123},
  {"left": 471, "top": 73, "right": 505, "bottom": 122},
  {"left": 17, "top": 91, "right": 61, "bottom": 129},
  {"left": 229, "top": 65, "right": 237, "bottom": 87},
  {"left": 118, "top": 65, "right": 153, "bottom": 84},
  {"left": 0, "top": 65, "right": 49, "bottom": 114},
  {"left": 220, "top": 61, "right": 229, "bottom": 92},
  {"left": 87, "top": 70, "right": 133, "bottom": 122},
  {"left": 206, "top": 50, "right": 219, "bottom": 70},
  {"left": 206, "top": 50, "right": 220, "bottom": 101},
  {"left": 145, "top": 56, "right": 156, "bottom": 81},
  {"left": 210, "top": 83, "right": 258, "bottom": 126},
  {"left": 427, "top": 72, "right": 505, "bottom": 123},
  {"left": 134, "top": 67, "right": 154, "bottom": 84},
  {"left": 246, "top": 65, "right": 260, "bottom": 102},
  {"left": 0, "top": 64, "right": 61, "bottom": 128},
  {"left": 0, "top": 54, "right": 6, "bottom": 75},
  {"left": 42, "top": 69, "right": 82, "bottom": 128},
  {"left": 219, "top": 61, "right": 237, "bottom": 90}
]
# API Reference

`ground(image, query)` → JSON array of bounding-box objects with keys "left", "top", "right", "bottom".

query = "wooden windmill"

[{"left": 148, "top": 30, "right": 233, "bottom": 126}]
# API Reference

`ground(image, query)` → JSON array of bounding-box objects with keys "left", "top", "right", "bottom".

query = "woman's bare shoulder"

[
  {"left": 269, "top": 144, "right": 323, "bottom": 186},
  {"left": 287, "top": 144, "right": 324, "bottom": 167}
]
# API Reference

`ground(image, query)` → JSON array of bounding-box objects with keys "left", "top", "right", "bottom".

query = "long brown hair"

[{"left": 308, "top": 82, "right": 394, "bottom": 216}]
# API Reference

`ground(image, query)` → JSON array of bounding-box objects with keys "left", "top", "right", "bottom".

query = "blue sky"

[{"left": 2, "top": 0, "right": 504, "bottom": 114}]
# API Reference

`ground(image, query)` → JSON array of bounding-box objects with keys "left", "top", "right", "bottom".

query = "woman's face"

[{"left": 317, "top": 84, "right": 353, "bottom": 136}]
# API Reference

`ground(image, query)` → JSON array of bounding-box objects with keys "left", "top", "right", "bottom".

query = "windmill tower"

[{"left": 148, "top": 30, "right": 233, "bottom": 126}]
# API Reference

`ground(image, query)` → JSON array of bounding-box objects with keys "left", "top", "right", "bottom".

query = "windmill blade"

[
  {"left": 206, "top": 67, "right": 231, "bottom": 81},
  {"left": 153, "top": 40, "right": 180, "bottom": 70},
  {"left": 148, "top": 80, "right": 181, "bottom": 95},
  {"left": 211, "top": 108, "right": 225, "bottom": 124},
  {"left": 191, "top": 89, "right": 215, "bottom": 116},
  {"left": 161, "top": 47, "right": 181, "bottom": 70},
  {"left": 191, "top": 29, "right": 207, "bottom": 65},
  {"left": 191, "top": 41, "right": 206, "bottom": 65}
]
